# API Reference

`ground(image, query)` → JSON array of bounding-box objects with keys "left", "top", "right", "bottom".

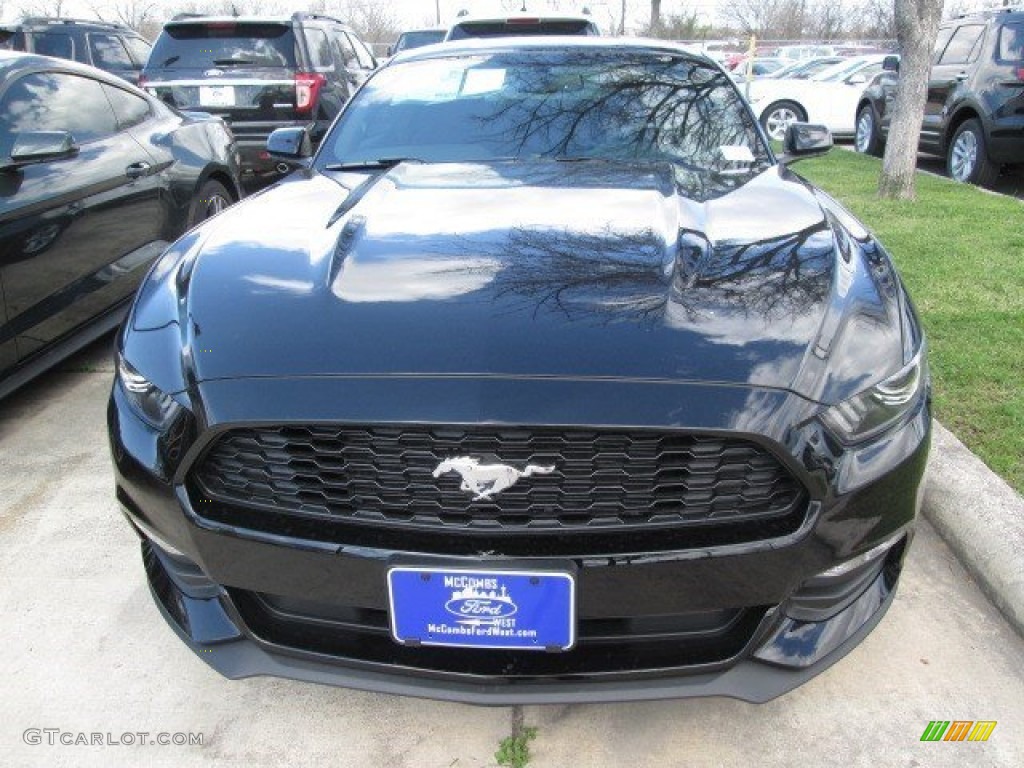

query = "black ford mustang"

[{"left": 109, "top": 39, "right": 930, "bottom": 704}]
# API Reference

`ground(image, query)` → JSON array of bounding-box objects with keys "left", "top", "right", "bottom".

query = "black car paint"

[
  {"left": 858, "top": 9, "right": 1024, "bottom": 166},
  {"left": 0, "top": 52, "right": 241, "bottom": 398},
  {"left": 110, "top": 40, "right": 930, "bottom": 703}
]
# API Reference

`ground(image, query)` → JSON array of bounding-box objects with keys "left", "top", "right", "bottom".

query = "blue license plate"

[{"left": 387, "top": 567, "right": 576, "bottom": 651}]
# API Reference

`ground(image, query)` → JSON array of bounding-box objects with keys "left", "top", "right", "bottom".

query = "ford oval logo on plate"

[{"left": 445, "top": 584, "right": 519, "bottom": 620}]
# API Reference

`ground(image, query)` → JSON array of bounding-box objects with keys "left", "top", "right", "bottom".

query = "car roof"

[
  {"left": 450, "top": 10, "right": 596, "bottom": 23},
  {"left": 164, "top": 15, "right": 348, "bottom": 27},
  {"left": 393, "top": 36, "right": 713, "bottom": 66}
]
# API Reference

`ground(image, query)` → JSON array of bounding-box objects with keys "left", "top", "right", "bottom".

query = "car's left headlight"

[
  {"left": 821, "top": 351, "right": 928, "bottom": 443},
  {"left": 117, "top": 355, "right": 182, "bottom": 429}
]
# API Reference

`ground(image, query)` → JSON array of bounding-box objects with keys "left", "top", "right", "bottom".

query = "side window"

[
  {"left": 999, "top": 22, "right": 1024, "bottom": 61},
  {"left": 102, "top": 84, "right": 152, "bottom": 129},
  {"left": 938, "top": 25, "right": 985, "bottom": 65},
  {"left": 932, "top": 27, "right": 955, "bottom": 61},
  {"left": 124, "top": 36, "right": 153, "bottom": 67},
  {"left": 305, "top": 28, "right": 334, "bottom": 71},
  {"left": 332, "top": 30, "right": 358, "bottom": 68},
  {"left": 89, "top": 33, "right": 134, "bottom": 70},
  {"left": 0, "top": 72, "right": 118, "bottom": 155},
  {"left": 345, "top": 32, "right": 376, "bottom": 70},
  {"left": 32, "top": 32, "right": 74, "bottom": 60}
]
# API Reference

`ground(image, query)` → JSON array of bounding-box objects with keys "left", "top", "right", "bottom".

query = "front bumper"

[{"left": 109, "top": 375, "right": 929, "bottom": 704}]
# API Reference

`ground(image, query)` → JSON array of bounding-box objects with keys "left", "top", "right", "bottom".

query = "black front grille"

[
  {"left": 229, "top": 588, "right": 770, "bottom": 678},
  {"left": 192, "top": 425, "right": 806, "bottom": 534}
]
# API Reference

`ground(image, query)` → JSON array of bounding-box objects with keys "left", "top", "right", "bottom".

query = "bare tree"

[
  {"left": 804, "top": 0, "right": 846, "bottom": 40},
  {"left": 649, "top": 0, "right": 662, "bottom": 34},
  {"left": 719, "top": 0, "right": 807, "bottom": 39},
  {"left": 878, "top": 0, "right": 944, "bottom": 199},
  {"left": 17, "top": 0, "right": 72, "bottom": 17},
  {"left": 89, "top": 1, "right": 158, "bottom": 31}
]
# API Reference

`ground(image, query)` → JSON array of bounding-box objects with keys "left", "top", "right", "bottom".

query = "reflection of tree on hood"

[{"left": 455, "top": 221, "right": 834, "bottom": 328}]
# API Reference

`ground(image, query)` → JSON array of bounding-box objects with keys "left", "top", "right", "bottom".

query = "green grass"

[
  {"left": 495, "top": 726, "right": 537, "bottom": 768},
  {"left": 798, "top": 150, "right": 1024, "bottom": 492}
]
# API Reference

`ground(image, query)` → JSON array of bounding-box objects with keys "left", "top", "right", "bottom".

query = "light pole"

[{"left": 436, "top": 0, "right": 441, "bottom": 24}]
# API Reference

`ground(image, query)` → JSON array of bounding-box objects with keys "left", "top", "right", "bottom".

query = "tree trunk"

[
  {"left": 878, "top": 0, "right": 944, "bottom": 199},
  {"left": 619, "top": 0, "right": 627, "bottom": 36},
  {"left": 649, "top": 0, "right": 662, "bottom": 34}
]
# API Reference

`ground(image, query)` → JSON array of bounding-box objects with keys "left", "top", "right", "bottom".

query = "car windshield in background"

[
  {"left": 811, "top": 57, "right": 872, "bottom": 81},
  {"left": 149, "top": 23, "right": 296, "bottom": 68},
  {"left": 448, "top": 20, "right": 597, "bottom": 39},
  {"left": 999, "top": 22, "right": 1024, "bottom": 60},
  {"left": 395, "top": 30, "right": 445, "bottom": 52},
  {"left": 320, "top": 51, "right": 769, "bottom": 172}
]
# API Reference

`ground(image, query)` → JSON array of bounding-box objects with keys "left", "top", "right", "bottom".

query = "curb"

[{"left": 921, "top": 421, "right": 1024, "bottom": 637}]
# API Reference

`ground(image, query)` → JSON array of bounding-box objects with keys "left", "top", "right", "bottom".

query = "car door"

[
  {"left": 0, "top": 69, "right": 164, "bottom": 363},
  {"left": 924, "top": 24, "right": 986, "bottom": 148}
]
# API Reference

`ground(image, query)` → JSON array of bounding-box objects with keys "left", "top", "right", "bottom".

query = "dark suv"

[
  {"left": 855, "top": 6, "right": 1024, "bottom": 186},
  {"left": 0, "top": 17, "right": 152, "bottom": 85},
  {"left": 142, "top": 12, "right": 377, "bottom": 182}
]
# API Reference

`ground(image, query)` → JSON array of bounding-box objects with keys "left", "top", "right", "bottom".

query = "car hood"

[{"left": 132, "top": 160, "right": 906, "bottom": 405}]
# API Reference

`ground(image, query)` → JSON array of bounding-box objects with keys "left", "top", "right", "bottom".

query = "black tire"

[
  {"left": 759, "top": 100, "right": 807, "bottom": 142},
  {"left": 854, "top": 104, "right": 884, "bottom": 157},
  {"left": 188, "top": 179, "right": 233, "bottom": 227},
  {"left": 946, "top": 119, "right": 999, "bottom": 188}
]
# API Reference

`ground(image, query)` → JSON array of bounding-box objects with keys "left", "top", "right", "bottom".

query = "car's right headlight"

[
  {"left": 117, "top": 354, "right": 182, "bottom": 429},
  {"left": 821, "top": 351, "right": 928, "bottom": 444}
]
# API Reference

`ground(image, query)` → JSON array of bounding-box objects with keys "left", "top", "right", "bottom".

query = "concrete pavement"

[{"left": 1, "top": 338, "right": 1022, "bottom": 767}]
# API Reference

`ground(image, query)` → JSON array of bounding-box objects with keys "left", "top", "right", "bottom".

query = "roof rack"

[
  {"left": 20, "top": 16, "right": 128, "bottom": 31},
  {"left": 955, "top": 4, "right": 1023, "bottom": 18}
]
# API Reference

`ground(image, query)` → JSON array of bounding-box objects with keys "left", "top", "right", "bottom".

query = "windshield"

[
  {"left": 318, "top": 50, "right": 769, "bottom": 172},
  {"left": 395, "top": 30, "right": 445, "bottom": 53},
  {"left": 811, "top": 57, "right": 875, "bottom": 82},
  {"left": 149, "top": 22, "right": 297, "bottom": 68}
]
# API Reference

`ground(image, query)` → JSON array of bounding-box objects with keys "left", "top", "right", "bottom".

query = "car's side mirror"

[
  {"left": 779, "top": 123, "right": 832, "bottom": 164},
  {"left": 267, "top": 127, "right": 312, "bottom": 160},
  {"left": 883, "top": 55, "right": 900, "bottom": 73},
  {"left": 2, "top": 131, "right": 78, "bottom": 169}
]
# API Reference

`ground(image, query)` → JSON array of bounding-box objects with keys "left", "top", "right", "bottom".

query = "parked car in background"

[
  {"left": 111, "top": 37, "right": 929, "bottom": 705},
  {"left": 772, "top": 44, "right": 836, "bottom": 61},
  {"left": 856, "top": 7, "right": 1024, "bottom": 186},
  {"left": 444, "top": 10, "right": 600, "bottom": 40},
  {"left": 388, "top": 27, "right": 446, "bottom": 57},
  {"left": 142, "top": 12, "right": 377, "bottom": 184},
  {"left": 0, "top": 16, "right": 152, "bottom": 85},
  {"left": 747, "top": 54, "right": 888, "bottom": 140},
  {"left": 0, "top": 51, "right": 241, "bottom": 398},
  {"left": 729, "top": 56, "right": 787, "bottom": 78}
]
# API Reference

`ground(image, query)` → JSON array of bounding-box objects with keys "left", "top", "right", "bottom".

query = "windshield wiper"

[
  {"left": 212, "top": 58, "right": 256, "bottom": 66},
  {"left": 322, "top": 157, "right": 422, "bottom": 171},
  {"left": 160, "top": 55, "right": 180, "bottom": 67}
]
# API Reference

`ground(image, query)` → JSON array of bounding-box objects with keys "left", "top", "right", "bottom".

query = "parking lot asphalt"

[{"left": 2, "top": 337, "right": 1023, "bottom": 768}]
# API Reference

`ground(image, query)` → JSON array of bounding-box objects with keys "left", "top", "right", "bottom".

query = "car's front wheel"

[
  {"left": 855, "top": 104, "right": 883, "bottom": 157},
  {"left": 188, "top": 179, "right": 234, "bottom": 227},
  {"left": 947, "top": 119, "right": 999, "bottom": 187},
  {"left": 760, "top": 101, "right": 806, "bottom": 142}
]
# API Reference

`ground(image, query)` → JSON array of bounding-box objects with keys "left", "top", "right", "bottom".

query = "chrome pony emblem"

[{"left": 432, "top": 457, "right": 555, "bottom": 501}]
